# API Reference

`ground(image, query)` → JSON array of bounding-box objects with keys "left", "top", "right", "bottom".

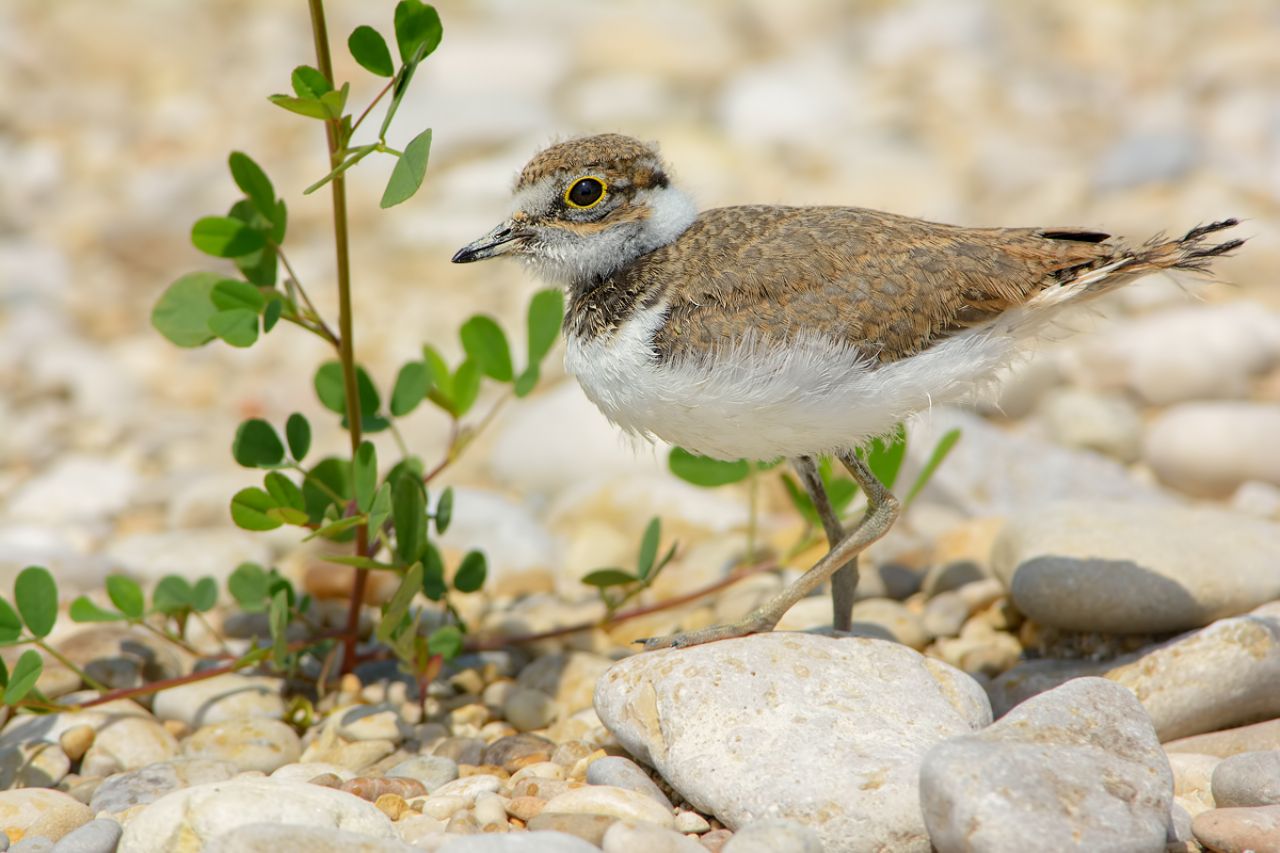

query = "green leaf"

[
  {"left": 0, "top": 599, "right": 22, "bottom": 641},
  {"left": 231, "top": 487, "right": 283, "bottom": 531},
  {"left": 393, "top": 475, "right": 427, "bottom": 564},
  {"left": 452, "top": 360, "right": 481, "bottom": 416},
  {"left": 581, "top": 568, "right": 638, "bottom": 588},
  {"left": 668, "top": 447, "right": 750, "bottom": 487},
  {"left": 302, "top": 457, "right": 352, "bottom": 524},
  {"left": 377, "top": 562, "right": 423, "bottom": 645},
  {"left": 313, "top": 362, "right": 382, "bottom": 427},
  {"left": 390, "top": 361, "right": 430, "bottom": 417},
  {"left": 512, "top": 367, "right": 539, "bottom": 398},
  {"left": 270, "top": 200, "right": 288, "bottom": 244},
  {"left": 394, "top": 0, "right": 443, "bottom": 64},
  {"left": 366, "top": 482, "right": 392, "bottom": 543},
  {"left": 865, "top": 424, "right": 907, "bottom": 492},
  {"left": 527, "top": 288, "right": 564, "bottom": 366},
  {"left": 354, "top": 441, "right": 378, "bottom": 513},
  {"left": 228, "top": 151, "right": 275, "bottom": 215},
  {"left": 228, "top": 563, "right": 271, "bottom": 613},
  {"left": 191, "top": 216, "right": 265, "bottom": 258},
  {"left": 192, "top": 577, "right": 218, "bottom": 612},
  {"left": 348, "top": 25, "right": 395, "bottom": 77},
  {"left": 233, "top": 419, "right": 286, "bottom": 468},
  {"left": 434, "top": 487, "right": 453, "bottom": 535},
  {"left": 269, "top": 588, "right": 289, "bottom": 668},
  {"left": 153, "top": 576, "right": 194, "bottom": 614},
  {"left": 208, "top": 308, "right": 259, "bottom": 348},
  {"left": 267, "top": 94, "right": 329, "bottom": 120},
  {"left": 905, "top": 427, "right": 961, "bottom": 507},
  {"left": 421, "top": 543, "right": 446, "bottom": 600},
  {"left": 453, "top": 550, "right": 487, "bottom": 593},
  {"left": 69, "top": 596, "right": 125, "bottom": 623},
  {"left": 211, "top": 280, "right": 266, "bottom": 313},
  {"left": 636, "top": 517, "right": 661, "bottom": 579},
  {"left": 459, "top": 314, "right": 512, "bottom": 382},
  {"left": 380, "top": 128, "right": 432, "bottom": 209},
  {"left": 4, "top": 651, "right": 42, "bottom": 706},
  {"left": 106, "top": 575, "right": 144, "bottom": 619},
  {"left": 319, "top": 83, "right": 350, "bottom": 120},
  {"left": 262, "top": 296, "right": 284, "bottom": 332},
  {"left": 14, "top": 566, "right": 57, "bottom": 639},
  {"left": 421, "top": 344, "right": 455, "bottom": 410},
  {"left": 152, "top": 272, "right": 222, "bottom": 348},
  {"left": 286, "top": 413, "right": 311, "bottom": 461},
  {"left": 235, "top": 248, "right": 278, "bottom": 287},
  {"left": 264, "top": 472, "right": 305, "bottom": 514},
  {"left": 427, "top": 624, "right": 462, "bottom": 660},
  {"left": 291, "top": 65, "right": 333, "bottom": 99},
  {"left": 307, "top": 514, "right": 364, "bottom": 542}
]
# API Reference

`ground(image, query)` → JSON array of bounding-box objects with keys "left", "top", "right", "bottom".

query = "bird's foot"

[{"left": 634, "top": 612, "right": 777, "bottom": 652}]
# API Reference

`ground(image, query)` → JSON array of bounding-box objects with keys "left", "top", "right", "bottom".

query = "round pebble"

[
  {"left": 503, "top": 688, "right": 559, "bottom": 732},
  {"left": 181, "top": 717, "right": 301, "bottom": 773}
]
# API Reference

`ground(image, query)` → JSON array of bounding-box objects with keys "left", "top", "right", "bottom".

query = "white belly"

[{"left": 563, "top": 302, "right": 1020, "bottom": 461}]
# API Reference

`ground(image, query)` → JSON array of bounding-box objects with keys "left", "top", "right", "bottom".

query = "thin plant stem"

[
  {"left": 276, "top": 246, "right": 339, "bottom": 344},
  {"left": 307, "top": 0, "right": 370, "bottom": 675},
  {"left": 349, "top": 75, "right": 396, "bottom": 137},
  {"left": 34, "top": 640, "right": 109, "bottom": 693},
  {"left": 137, "top": 620, "right": 203, "bottom": 658}
]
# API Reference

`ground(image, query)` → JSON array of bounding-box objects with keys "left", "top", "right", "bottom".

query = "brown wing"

[{"left": 637, "top": 206, "right": 1119, "bottom": 364}]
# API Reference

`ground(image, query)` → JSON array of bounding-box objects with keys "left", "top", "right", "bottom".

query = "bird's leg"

[
  {"left": 793, "top": 455, "right": 857, "bottom": 632},
  {"left": 638, "top": 453, "right": 899, "bottom": 651}
]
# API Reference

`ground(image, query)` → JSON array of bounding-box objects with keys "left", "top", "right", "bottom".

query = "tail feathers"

[{"left": 1135, "top": 218, "right": 1245, "bottom": 275}]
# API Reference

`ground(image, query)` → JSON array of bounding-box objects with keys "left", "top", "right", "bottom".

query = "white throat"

[{"left": 518, "top": 184, "right": 698, "bottom": 286}]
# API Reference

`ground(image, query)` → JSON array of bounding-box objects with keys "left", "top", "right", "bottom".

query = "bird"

[{"left": 452, "top": 133, "right": 1244, "bottom": 651}]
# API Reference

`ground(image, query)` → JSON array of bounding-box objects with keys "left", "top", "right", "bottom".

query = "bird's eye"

[{"left": 564, "top": 177, "right": 606, "bottom": 209}]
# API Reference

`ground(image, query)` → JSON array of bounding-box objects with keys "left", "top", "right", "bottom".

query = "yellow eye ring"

[{"left": 564, "top": 176, "right": 607, "bottom": 209}]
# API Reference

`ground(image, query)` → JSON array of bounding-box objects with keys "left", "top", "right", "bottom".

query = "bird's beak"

[{"left": 451, "top": 219, "right": 528, "bottom": 263}]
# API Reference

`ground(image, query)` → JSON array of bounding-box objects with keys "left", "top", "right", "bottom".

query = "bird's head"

[{"left": 452, "top": 134, "right": 697, "bottom": 284}]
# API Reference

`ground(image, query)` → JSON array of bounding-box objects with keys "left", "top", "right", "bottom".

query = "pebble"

[
  {"left": 421, "top": 796, "right": 469, "bottom": 821},
  {"left": 992, "top": 501, "right": 1280, "bottom": 633},
  {"left": 333, "top": 704, "right": 409, "bottom": 743},
  {"left": 396, "top": 814, "right": 447, "bottom": 845},
  {"left": 584, "top": 756, "right": 673, "bottom": 809},
  {"left": 601, "top": 820, "right": 706, "bottom": 853},
  {"left": 1211, "top": 750, "right": 1280, "bottom": 807},
  {"left": 181, "top": 717, "right": 302, "bottom": 773},
  {"left": 431, "top": 775, "right": 503, "bottom": 803},
  {"left": 0, "top": 743, "right": 69, "bottom": 789},
  {"left": 116, "top": 778, "right": 398, "bottom": 852},
  {"left": 921, "top": 591, "right": 969, "bottom": 638},
  {"left": 89, "top": 757, "right": 238, "bottom": 815},
  {"left": 1165, "top": 719, "right": 1280, "bottom": 758},
  {"left": 45, "top": 818, "right": 120, "bottom": 853},
  {"left": 720, "top": 819, "right": 822, "bottom": 853},
  {"left": 1146, "top": 402, "right": 1280, "bottom": 497},
  {"left": 848, "top": 598, "right": 929, "bottom": 649},
  {"left": 674, "top": 811, "right": 711, "bottom": 833},
  {"left": 151, "top": 673, "right": 284, "bottom": 727},
  {"left": 54, "top": 626, "right": 186, "bottom": 692},
  {"left": 201, "top": 822, "right": 413, "bottom": 852},
  {"left": 483, "top": 734, "right": 557, "bottom": 771},
  {"left": 921, "top": 678, "right": 1172, "bottom": 852},
  {"left": 0, "top": 790, "right": 91, "bottom": 844},
  {"left": 56, "top": 727, "right": 93, "bottom": 764},
  {"left": 594, "top": 633, "right": 990, "bottom": 852},
  {"left": 503, "top": 688, "right": 559, "bottom": 732},
  {"left": 1191, "top": 804, "right": 1280, "bottom": 853},
  {"left": 517, "top": 654, "right": 613, "bottom": 717},
  {"left": 525, "top": 813, "right": 616, "bottom": 846},
  {"left": 433, "top": 737, "right": 486, "bottom": 767},
  {"left": 1168, "top": 752, "right": 1219, "bottom": 815},
  {"left": 386, "top": 755, "right": 459, "bottom": 792},
  {"left": 1039, "top": 387, "right": 1142, "bottom": 462},
  {"left": 268, "top": 762, "right": 356, "bottom": 784},
  {"left": 436, "top": 830, "right": 603, "bottom": 852},
  {"left": 78, "top": 716, "right": 179, "bottom": 779},
  {"left": 542, "top": 784, "right": 674, "bottom": 828}
]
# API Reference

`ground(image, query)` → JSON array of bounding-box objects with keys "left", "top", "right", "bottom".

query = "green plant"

[
  {"left": 146, "top": 0, "right": 562, "bottom": 687},
  {"left": 581, "top": 518, "right": 678, "bottom": 618},
  {"left": 667, "top": 424, "right": 962, "bottom": 560}
]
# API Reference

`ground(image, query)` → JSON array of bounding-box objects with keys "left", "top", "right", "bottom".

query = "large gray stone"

[
  {"left": 1146, "top": 402, "right": 1280, "bottom": 498},
  {"left": 1211, "top": 751, "right": 1280, "bottom": 807},
  {"left": 921, "top": 678, "right": 1172, "bottom": 853},
  {"left": 594, "top": 633, "right": 991, "bottom": 853},
  {"left": 992, "top": 501, "right": 1280, "bottom": 634}
]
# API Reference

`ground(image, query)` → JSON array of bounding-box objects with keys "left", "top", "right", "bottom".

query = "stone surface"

[
  {"left": 848, "top": 598, "right": 929, "bottom": 649},
  {"left": 1168, "top": 752, "right": 1219, "bottom": 816},
  {"left": 1146, "top": 402, "right": 1280, "bottom": 497},
  {"left": 601, "top": 820, "right": 706, "bottom": 853},
  {"left": 518, "top": 653, "right": 613, "bottom": 716},
  {"left": 117, "top": 778, "right": 397, "bottom": 852},
  {"left": 436, "top": 831, "right": 603, "bottom": 852},
  {"left": 542, "top": 784, "right": 674, "bottom": 828},
  {"left": 47, "top": 818, "right": 121, "bottom": 853},
  {"left": 524, "top": 813, "right": 616, "bottom": 846},
  {"left": 721, "top": 819, "right": 823, "bottom": 853},
  {"left": 1211, "top": 750, "right": 1280, "bottom": 807},
  {"left": 921, "top": 678, "right": 1172, "bottom": 853},
  {"left": 585, "top": 756, "right": 673, "bottom": 809},
  {"left": 202, "top": 822, "right": 413, "bottom": 852},
  {"left": 504, "top": 688, "right": 559, "bottom": 732},
  {"left": 1165, "top": 719, "right": 1280, "bottom": 757},
  {"left": 151, "top": 674, "right": 284, "bottom": 728},
  {"left": 1192, "top": 804, "right": 1280, "bottom": 853},
  {"left": 386, "top": 755, "right": 459, "bottom": 792},
  {"left": 0, "top": 790, "right": 91, "bottom": 844},
  {"left": 595, "top": 633, "right": 990, "bottom": 852},
  {"left": 180, "top": 717, "right": 302, "bottom": 773},
  {"left": 1040, "top": 387, "right": 1142, "bottom": 462},
  {"left": 992, "top": 501, "right": 1280, "bottom": 633},
  {"left": 89, "top": 757, "right": 239, "bottom": 815}
]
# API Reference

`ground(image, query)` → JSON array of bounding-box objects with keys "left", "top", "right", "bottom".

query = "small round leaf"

[
  {"left": 232, "top": 419, "right": 286, "bottom": 468},
  {"left": 106, "top": 575, "right": 145, "bottom": 619},
  {"left": 14, "top": 566, "right": 57, "bottom": 639},
  {"left": 453, "top": 550, "right": 486, "bottom": 593},
  {"left": 285, "top": 413, "right": 311, "bottom": 461},
  {"left": 668, "top": 447, "right": 750, "bottom": 487},
  {"left": 191, "top": 216, "right": 266, "bottom": 258},
  {"left": 348, "top": 25, "right": 395, "bottom": 77},
  {"left": 231, "top": 487, "right": 283, "bottom": 531}
]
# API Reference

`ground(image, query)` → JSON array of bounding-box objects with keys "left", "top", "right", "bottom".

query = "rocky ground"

[{"left": 3, "top": 0, "right": 1280, "bottom": 851}]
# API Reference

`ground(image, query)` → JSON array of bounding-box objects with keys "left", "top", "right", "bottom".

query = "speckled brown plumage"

[
  {"left": 567, "top": 205, "right": 1241, "bottom": 365},
  {"left": 516, "top": 133, "right": 667, "bottom": 192}
]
